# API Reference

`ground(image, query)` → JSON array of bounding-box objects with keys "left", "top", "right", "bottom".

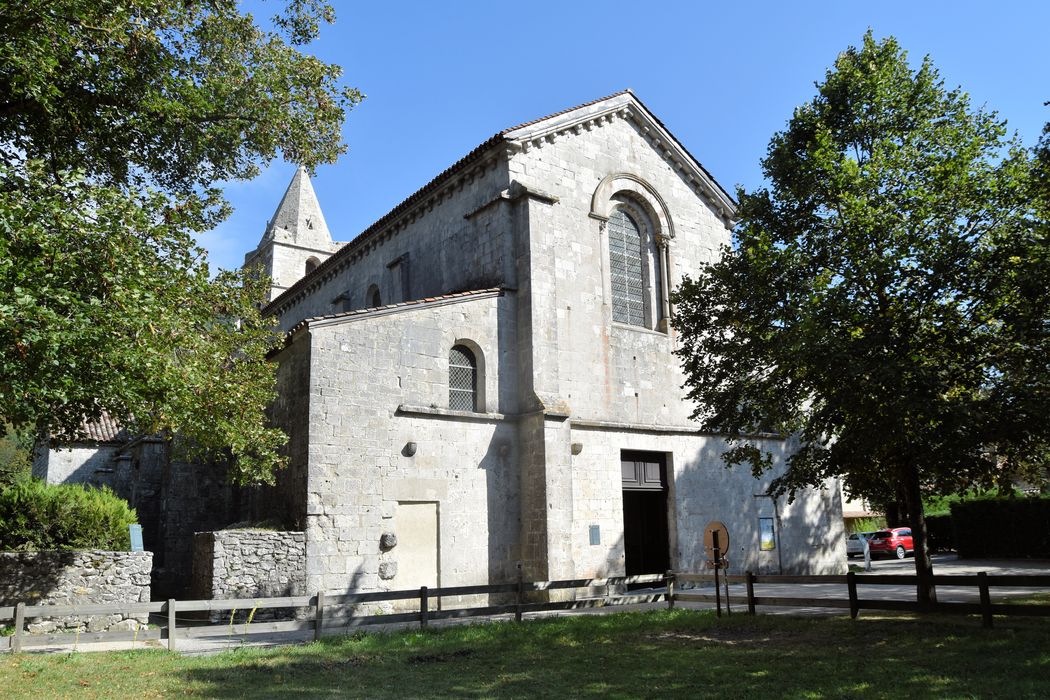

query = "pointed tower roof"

[{"left": 262, "top": 166, "right": 334, "bottom": 248}]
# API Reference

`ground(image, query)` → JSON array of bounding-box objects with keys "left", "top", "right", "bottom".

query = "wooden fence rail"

[
  {"left": 2, "top": 570, "right": 1046, "bottom": 652},
  {"left": 0, "top": 573, "right": 667, "bottom": 652},
  {"left": 670, "top": 571, "right": 1050, "bottom": 627}
]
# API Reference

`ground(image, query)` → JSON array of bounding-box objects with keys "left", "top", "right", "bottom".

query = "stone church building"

[{"left": 37, "top": 91, "right": 846, "bottom": 599}]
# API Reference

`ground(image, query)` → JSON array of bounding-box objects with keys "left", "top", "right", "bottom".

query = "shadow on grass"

[{"left": 170, "top": 610, "right": 1050, "bottom": 699}]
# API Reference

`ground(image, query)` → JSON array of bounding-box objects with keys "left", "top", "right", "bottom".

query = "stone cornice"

[{"left": 570, "top": 418, "right": 785, "bottom": 441}]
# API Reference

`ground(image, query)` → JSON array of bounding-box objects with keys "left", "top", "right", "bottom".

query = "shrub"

[
  {"left": 845, "top": 516, "right": 886, "bottom": 534},
  {"left": 0, "top": 477, "right": 137, "bottom": 551},
  {"left": 0, "top": 424, "right": 33, "bottom": 488},
  {"left": 951, "top": 497, "right": 1050, "bottom": 558},
  {"left": 924, "top": 513, "right": 955, "bottom": 552}
]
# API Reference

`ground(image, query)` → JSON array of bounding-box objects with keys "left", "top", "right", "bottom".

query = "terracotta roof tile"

[
  {"left": 286, "top": 287, "right": 504, "bottom": 336},
  {"left": 79, "top": 412, "right": 129, "bottom": 443}
]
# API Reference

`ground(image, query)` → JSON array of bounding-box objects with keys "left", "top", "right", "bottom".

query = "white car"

[{"left": 846, "top": 532, "right": 876, "bottom": 558}]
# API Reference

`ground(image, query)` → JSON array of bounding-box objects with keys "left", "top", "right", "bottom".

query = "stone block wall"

[
  {"left": 0, "top": 550, "right": 152, "bottom": 633},
  {"left": 191, "top": 530, "right": 306, "bottom": 620},
  {"left": 269, "top": 154, "right": 512, "bottom": 331}
]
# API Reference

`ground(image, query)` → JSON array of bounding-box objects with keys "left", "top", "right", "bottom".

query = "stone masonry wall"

[
  {"left": 0, "top": 551, "right": 152, "bottom": 633},
  {"left": 270, "top": 155, "right": 512, "bottom": 332},
  {"left": 299, "top": 292, "right": 519, "bottom": 605},
  {"left": 191, "top": 530, "right": 306, "bottom": 620}
]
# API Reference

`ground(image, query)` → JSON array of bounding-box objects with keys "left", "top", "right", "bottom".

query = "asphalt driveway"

[{"left": 679, "top": 553, "right": 1050, "bottom": 617}]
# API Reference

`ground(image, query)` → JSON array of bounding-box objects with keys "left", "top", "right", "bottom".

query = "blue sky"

[{"left": 202, "top": 1, "right": 1050, "bottom": 271}]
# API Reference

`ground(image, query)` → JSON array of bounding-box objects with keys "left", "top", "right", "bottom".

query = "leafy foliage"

[
  {"left": 0, "top": 0, "right": 361, "bottom": 191},
  {"left": 923, "top": 514, "right": 954, "bottom": 552},
  {"left": 950, "top": 496, "right": 1050, "bottom": 558},
  {"left": 672, "top": 33, "right": 1049, "bottom": 587},
  {"left": 0, "top": 477, "right": 137, "bottom": 551},
  {"left": 0, "top": 1, "right": 362, "bottom": 483},
  {"left": 0, "top": 424, "right": 33, "bottom": 488}
]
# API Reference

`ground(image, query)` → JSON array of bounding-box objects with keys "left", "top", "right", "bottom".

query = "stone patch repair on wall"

[{"left": 0, "top": 550, "right": 152, "bottom": 633}]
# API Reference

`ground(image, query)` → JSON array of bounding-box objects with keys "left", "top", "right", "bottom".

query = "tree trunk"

[
  {"left": 883, "top": 483, "right": 909, "bottom": 528},
  {"left": 901, "top": 462, "right": 937, "bottom": 605}
]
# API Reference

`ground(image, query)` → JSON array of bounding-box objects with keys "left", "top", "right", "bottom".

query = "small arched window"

[
  {"left": 305, "top": 256, "right": 321, "bottom": 275},
  {"left": 448, "top": 345, "right": 477, "bottom": 412},
  {"left": 608, "top": 209, "right": 645, "bottom": 326},
  {"left": 367, "top": 284, "right": 381, "bottom": 308}
]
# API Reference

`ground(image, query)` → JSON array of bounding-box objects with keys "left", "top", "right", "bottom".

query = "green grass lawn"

[{"left": 3, "top": 609, "right": 1049, "bottom": 699}]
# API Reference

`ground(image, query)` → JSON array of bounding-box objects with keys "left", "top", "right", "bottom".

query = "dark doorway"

[{"left": 621, "top": 451, "right": 670, "bottom": 580}]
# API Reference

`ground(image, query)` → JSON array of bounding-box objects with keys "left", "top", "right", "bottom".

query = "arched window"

[
  {"left": 367, "top": 284, "right": 381, "bottom": 308},
  {"left": 448, "top": 345, "right": 477, "bottom": 412},
  {"left": 608, "top": 208, "right": 646, "bottom": 326},
  {"left": 305, "top": 256, "right": 321, "bottom": 275}
]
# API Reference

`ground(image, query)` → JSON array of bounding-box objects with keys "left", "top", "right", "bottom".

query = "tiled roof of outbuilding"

[
  {"left": 286, "top": 287, "right": 504, "bottom": 336},
  {"left": 79, "top": 412, "right": 129, "bottom": 443}
]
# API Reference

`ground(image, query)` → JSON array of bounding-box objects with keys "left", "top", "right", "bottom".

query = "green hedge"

[
  {"left": 924, "top": 513, "right": 955, "bottom": 552},
  {"left": 0, "top": 477, "right": 138, "bottom": 551},
  {"left": 950, "top": 497, "right": 1050, "bottom": 558}
]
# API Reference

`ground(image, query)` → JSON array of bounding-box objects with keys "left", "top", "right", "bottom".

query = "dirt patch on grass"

[
  {"left": 407, "top": 649, "right": 474, "bottom": 664},
  {"left": 649, "top": 623, "right": 830, "bottom": 648}
]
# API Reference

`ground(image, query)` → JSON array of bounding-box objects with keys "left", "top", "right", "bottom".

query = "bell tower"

[{"left": 243, "top": 166, "right": 342, "bottom": 301}]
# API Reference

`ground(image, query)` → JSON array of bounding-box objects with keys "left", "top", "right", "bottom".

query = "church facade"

[
  {"left": 251, "top": 91, "right": 846, "bottom": 598},
  {"left": 36, "top": 91, "right": 846, "bottom": 599}
]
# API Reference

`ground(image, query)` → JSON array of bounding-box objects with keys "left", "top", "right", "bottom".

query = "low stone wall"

[
  {"left": 0, "top": 550, "right": 153, "bottom": 633},
  {"left": 191, "top": 530, "right": 306, "bottom": 621}
]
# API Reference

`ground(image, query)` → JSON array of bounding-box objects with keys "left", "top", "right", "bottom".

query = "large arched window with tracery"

[
  {"left": 608, "top": 208, "right": 646, "bottom": 326},
  {"left": 448, "top": 345, "right": 478, "bottom": 412}
]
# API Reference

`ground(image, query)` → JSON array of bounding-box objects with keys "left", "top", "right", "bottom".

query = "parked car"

[
  {"left": 866, "top": 528, "right": 914, "bottom": 559},
  {"left": 846, "top": 532, "right": 876, "bottom": 558}
]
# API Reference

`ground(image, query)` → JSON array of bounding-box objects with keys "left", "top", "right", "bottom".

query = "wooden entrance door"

[{"left": 621, "top": 452, "right": 670, "bottom": 578}]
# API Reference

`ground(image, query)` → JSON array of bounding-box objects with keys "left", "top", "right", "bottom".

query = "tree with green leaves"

[
  {"left": 672, "top": 32, "right": 1049, "bottom": 600},
  {"left": 0, "top": 1, "right": 362, "bottom": 483}
]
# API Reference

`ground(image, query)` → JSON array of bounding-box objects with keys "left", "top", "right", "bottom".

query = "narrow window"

[
  {"left": 608, "top": 209, "right": 645, "bottom": 326},
  {"left": 332, "top": 291, "right": 352, "bottom": 312},
  {"left": 305, "top": 256, "right": 321, "bottom": 275},
  {"left": 367, "top": 284, "right": 381, "bottom": 308},
  {"left": 448, "top": 345, "right": 477, "bottom": 412}
]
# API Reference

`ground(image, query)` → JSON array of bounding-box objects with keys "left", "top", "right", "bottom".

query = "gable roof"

[{"left": 263, "top": 90, "right": 735, "bottom": 315}]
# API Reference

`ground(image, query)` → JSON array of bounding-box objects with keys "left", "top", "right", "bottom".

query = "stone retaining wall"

[
  {"left": 191, "top": 530, "right": 306, "bottom": 620},
  {"left": 0, "top": 550, "right": 152, "bottom": 633}
]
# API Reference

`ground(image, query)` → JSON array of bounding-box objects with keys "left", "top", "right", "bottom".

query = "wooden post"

[
  {"left": 314, "top": 590, "right": 326, "bottom": 641},
  {"left": 515, "top": 562, "right": 523, "bottom": 623},
  {"left": 713, "top": 547, "right": 722, "bottom": 618},
  {"left": 419, "top": 586, "right": 429, "bottom": 628},
  {"left": 167, "top": 599, "right": 177, "bottom": 651},
  {"left": 978, "top": 572, "right": 993, "bottom": 628},
  {"left": 847, "top": 572, "right": 859, "bottom": 620},
  {"left": 666, "top": 570, "right": 675, "bottom": 610},
  {"left": 746, "top": 571, "right": 756, "bottom": 615},
  {"left": 12, "top": 602, "right": 25, "bottom": 654}
]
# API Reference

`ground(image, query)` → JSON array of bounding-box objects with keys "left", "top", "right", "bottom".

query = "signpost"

[{"left": 704, "top": 521, "right": 731, "bottom": 617}]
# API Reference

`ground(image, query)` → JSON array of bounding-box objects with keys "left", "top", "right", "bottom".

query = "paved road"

[
  {"left": 12, "top": 554, "right": 1049, "bottom": 655},
  {"left": 679, "top": 553, "right": 1050, "bottom": 617}
]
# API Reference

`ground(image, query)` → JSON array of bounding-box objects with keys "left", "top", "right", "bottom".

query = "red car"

[{"left": 866, "top": 528, "right": 914, "bottom": 559}]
